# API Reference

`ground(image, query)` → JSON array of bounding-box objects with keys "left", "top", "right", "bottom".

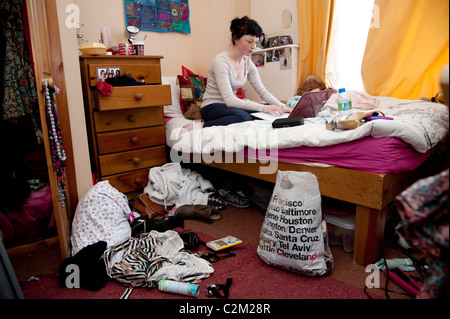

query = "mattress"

[{"left": 244, "top": 136, "right": 432, "bottom": 174}]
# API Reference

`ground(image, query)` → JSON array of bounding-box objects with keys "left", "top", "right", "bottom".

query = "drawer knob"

[
  {"left": 135, "top": 93, "right": 143, "bottom": 100},
  {"left": 135, "top": 178, "right": 143, "bottom": 186},
  {"left": 127, "top": 115, "right": 136, "bottom": 122},
  {"left": 130, "top": 136, "right": 139, "bottom": 144},
  {"left": 125, "top": 71, "right": 132, "bottom": 77},
  {"left": 132, "top": 157, "right": 141, "bottom": 165}
]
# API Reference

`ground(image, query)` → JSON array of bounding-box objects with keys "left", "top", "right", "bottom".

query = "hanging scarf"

[{"left": 1, "top": 0, "right": 43, "bottom": 144}]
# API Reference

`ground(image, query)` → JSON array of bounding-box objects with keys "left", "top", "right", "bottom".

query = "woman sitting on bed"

[{"left": 200, "top": 16, "right": 291, "bottom": 128}]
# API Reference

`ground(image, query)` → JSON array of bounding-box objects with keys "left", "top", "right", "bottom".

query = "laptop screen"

[{"left": 289, "top": 89, "right": 334, "bottom": 118}]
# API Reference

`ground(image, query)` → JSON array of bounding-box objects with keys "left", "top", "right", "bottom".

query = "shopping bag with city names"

[{"left": 257, "top": 170, "right": 334, "bottom": 276}]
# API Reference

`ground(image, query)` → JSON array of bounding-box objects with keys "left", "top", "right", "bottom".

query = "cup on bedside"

[{"left": 132, "top": 41, "right": 144, "bottom": 56}]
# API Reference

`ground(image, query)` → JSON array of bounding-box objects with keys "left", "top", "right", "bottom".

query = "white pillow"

[{"left": 162, "top": 76, "right": 183, "bottom": 118}]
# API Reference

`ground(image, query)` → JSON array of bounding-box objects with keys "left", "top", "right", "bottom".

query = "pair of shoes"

[
  {"left": 218, "top": 189, "right": 251, "bottom": 209},
  {"left": 175, "top": 204, "right": 222, "bottom": 223}
]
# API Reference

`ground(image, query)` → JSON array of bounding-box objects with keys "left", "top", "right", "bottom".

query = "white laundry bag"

[{"left": 257, "top": 171, "right": 334, "bottom": 276}]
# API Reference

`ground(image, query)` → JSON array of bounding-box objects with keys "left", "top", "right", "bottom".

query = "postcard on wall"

[
  {"left": 280, "top": 48, "right": 292, "bottom": 70},
  {"left": 266, "top": 50, "right": 280, "bottom": 63}
]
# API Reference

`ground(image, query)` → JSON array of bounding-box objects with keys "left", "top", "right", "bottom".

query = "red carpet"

[{"left": 21, "top": 231, "right": 374, "bottom": 300}]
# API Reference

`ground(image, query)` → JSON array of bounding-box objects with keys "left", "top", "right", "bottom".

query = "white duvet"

[{"left": 166, "top": 96, "right": 449, "bottom": 155}]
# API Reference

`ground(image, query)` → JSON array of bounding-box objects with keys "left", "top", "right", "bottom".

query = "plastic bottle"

[
  {"left": 100, "top": 27, "right": 112, "bottom": 51},
  {"left": 337, "top": 88, "right": 352, "bottom": 118},
  {"left": 158, "top": 280, "right": 199, "bottom": 297}
]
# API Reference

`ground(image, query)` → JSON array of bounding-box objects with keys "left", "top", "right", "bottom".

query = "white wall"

[
  {"left": 251, "top": 0, "right": 299, "bottom": 44},
  {"left": 56, "top": 0, "right": 93, "bottom": 199},
  {"left": 246, "top": 0, "right": 299, "bottom": 101}
]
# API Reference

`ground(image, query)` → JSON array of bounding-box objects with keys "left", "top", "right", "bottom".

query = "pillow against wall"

[
  {"left": 176, "top": 66, "right": 245, "bottom": 115},
  {"left": 177, "top": 65, "right": 207, "bottom": 114},
  {"left": 162, "top": 76, "right": 183, "bottom": 118}
]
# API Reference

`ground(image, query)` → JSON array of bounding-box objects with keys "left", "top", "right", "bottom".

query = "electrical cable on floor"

[{"left": 363, "top": 244, "right": 425, "bottom": 299}]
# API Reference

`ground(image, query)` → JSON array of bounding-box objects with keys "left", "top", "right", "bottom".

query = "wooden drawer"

[
  {"left": 87, "top": 63, "right": 162, "bottom": 87},
  {"left": 99, "top": 145, "right": 166, "bottom": 176},
  {"left": 97, "top": 126, "right": 165, "bottom": 155},
  {"left": 93, "top": 107, "right": 164, "bottom": 132},
  {"left": 94, "top": 85, "right": 171, "bottom": 111},
  {"left": 104, "top": 168, "right": 150, "bottom": 193}
]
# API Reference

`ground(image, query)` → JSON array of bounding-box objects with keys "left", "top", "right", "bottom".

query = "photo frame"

[
  {"left": 97, "top": 67, "right": 121, "bottom": 81},
  {"left": 267, "top": 36, "right": 280, "bottom": 48},
  {"left": 251, "top": 53, "right": 265, "bottom": 67}
]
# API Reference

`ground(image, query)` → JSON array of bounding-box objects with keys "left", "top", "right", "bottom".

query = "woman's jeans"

[{"left": 201, "top": 103, "right": 254, "bottom": 127}]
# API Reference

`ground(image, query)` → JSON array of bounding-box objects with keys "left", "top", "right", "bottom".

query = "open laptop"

[{"left": 252, "top": 89, "right": 334, "bottom": 122}]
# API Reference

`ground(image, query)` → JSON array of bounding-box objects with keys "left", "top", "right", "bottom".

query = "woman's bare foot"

[{"left": 180, "top": 121, "right": 204, "bottom": 135}]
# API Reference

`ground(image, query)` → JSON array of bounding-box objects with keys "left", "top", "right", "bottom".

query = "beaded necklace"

[
  {"left": 43, "top": 79, "right": 70, "bottom": 217},
  {"left": 43, "top": 79, "right": 67, "bottom": 189}
]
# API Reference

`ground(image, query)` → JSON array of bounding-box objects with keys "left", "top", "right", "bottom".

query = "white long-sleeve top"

[{"left": 201, "top": 51, "right": 284, "bottom": 111}]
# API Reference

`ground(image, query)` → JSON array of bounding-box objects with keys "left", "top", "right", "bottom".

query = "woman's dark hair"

[{"left": 230, "top": 16, "right": 263, "bottom": 45}]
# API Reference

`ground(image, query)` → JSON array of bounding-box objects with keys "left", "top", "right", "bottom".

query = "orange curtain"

[
  {"left": 297, "top": 0, "right": 335, "bottom": 88},
  {"left": 361, "top": 0, "right": 449, "bottom": 100}
]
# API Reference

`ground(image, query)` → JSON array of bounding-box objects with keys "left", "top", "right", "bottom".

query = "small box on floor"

[{"left": 324, "top": 213, "right": 355, "bottom": 253}]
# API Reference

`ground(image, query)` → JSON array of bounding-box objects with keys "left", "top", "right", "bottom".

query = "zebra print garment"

[{"left": 104, "top": 230, "right": 214, "bottom": 298}]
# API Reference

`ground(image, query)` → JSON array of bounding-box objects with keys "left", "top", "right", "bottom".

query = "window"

[{"left": 326, "top": 0, "right": 375, "bottom": 91}]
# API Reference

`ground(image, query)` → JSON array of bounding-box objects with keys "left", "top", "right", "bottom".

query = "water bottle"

[{"left": 337, "top": 88, "right": 352, "bottom": 118}]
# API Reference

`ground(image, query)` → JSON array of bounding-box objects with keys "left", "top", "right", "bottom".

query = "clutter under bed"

[{"left": 164, "top": 91, "right": 449, "bottom": 266}]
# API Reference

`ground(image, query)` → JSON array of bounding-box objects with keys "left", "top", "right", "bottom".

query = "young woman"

[{"left": 200, "top": 16, "right": 291, "bottom": 127}]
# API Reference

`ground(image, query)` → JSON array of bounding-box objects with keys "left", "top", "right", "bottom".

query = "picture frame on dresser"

[{"left": 97, "top": 66, "right": 121, "bottom": 81}]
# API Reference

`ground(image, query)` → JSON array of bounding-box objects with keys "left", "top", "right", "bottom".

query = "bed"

[{"left": 162, "top": 76, "right": 449, "bottom": 266}]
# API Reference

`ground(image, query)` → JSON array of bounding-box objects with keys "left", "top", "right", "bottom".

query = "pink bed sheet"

[
  {"left": 244, "top": 137, "right": 431, "bottom": 174},
  {"left": 165, "top": 117, "right": 431, "bottom": 174}
]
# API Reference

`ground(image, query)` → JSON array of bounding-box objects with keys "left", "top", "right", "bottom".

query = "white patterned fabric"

[{"left": 71, "top": 181, "right": 132, "bottom": 256}]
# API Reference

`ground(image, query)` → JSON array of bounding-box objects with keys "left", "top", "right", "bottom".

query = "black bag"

[{"left": 272, "top": 116, "right": 304, "bottom": 128}]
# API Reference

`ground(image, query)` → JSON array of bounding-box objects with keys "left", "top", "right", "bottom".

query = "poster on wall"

[
  {"left": 124, "top": 0, "right": 191, "bottom": 33},
  {"left": 280, "top": 48, "right": 292, "bottom": 70}
]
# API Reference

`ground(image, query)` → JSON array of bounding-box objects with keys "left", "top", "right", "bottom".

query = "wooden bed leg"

[{"left": 353, "top": 205, "right": 386, "bottom": 266}]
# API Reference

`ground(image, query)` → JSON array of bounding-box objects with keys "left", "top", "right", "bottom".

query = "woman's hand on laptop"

[
  {"left": 262, "top": 104, "right": 291, "bottom": 115},
  {"left": 280, "top": 105, "right": 292, "bottom": 113}
]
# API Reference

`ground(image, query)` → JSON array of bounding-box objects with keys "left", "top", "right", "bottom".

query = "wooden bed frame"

[{"left": 194, "top": 141, "right": 448, "bottom": 266}]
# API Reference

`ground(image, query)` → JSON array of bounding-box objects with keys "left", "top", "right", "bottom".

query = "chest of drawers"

[{"left": 79, "top": 56, "right": 171, "bottom": 195}]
